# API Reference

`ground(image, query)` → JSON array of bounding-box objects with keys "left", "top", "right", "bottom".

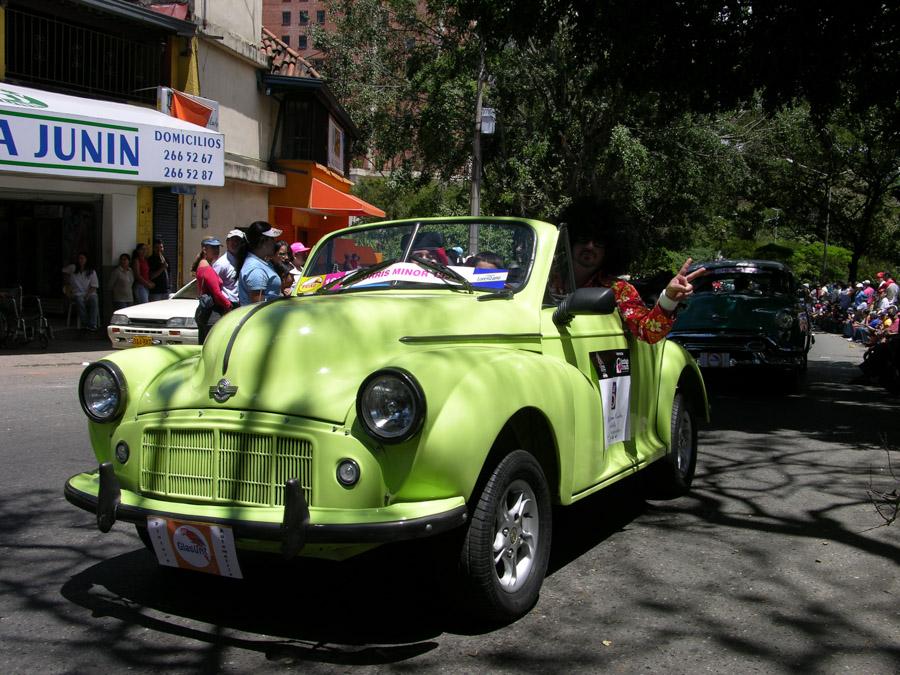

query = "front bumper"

[
  {"left": 65, "top": 464, "right": 468, "bottom": 557},
  {"left": 668, "top": 332, "right": 807, "bottom": 369},
  {"left": 107, "top": 325, "right": 199, "bottom": 349}
]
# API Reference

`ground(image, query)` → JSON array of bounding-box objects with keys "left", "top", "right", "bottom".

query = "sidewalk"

[{"left": 0, "top": 317, "right": 113, "bottom": 362}]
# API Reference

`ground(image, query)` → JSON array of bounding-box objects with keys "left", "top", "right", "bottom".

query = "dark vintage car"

[{"left": 667, "top": 260, "right": 812, "bottom": 377}]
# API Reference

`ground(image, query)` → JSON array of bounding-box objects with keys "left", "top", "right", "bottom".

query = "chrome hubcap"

[
  {"left": 675, "top": 410, "right": 694, "bottom": 475},
  {"left": 493, "top": 479, "right": 538, "bottom": 593}
]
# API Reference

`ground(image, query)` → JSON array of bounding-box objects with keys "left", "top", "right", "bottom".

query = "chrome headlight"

[
  {"left": 79, "top": 362, "right": 127, "bottom": 423},
  {"left": 775, "top": 310, "right": 794, "bottom": 329},
  {"left": 167, "top": 317, "right": 187, "bottom": 327},
  {"left": 110, "top": 314, "right": 129, "bottom": 326},
  {"left": 356, "top": 369, "right": 425, "bottom": 443}
]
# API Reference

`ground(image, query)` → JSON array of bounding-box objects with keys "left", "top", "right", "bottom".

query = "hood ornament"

[{"left": 210, "top": 378, "right": 238, "bottom": 403}]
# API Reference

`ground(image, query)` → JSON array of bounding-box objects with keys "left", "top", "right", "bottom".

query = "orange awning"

[{"left": 308, "top": 178, "right": 386, "bottom": 217}]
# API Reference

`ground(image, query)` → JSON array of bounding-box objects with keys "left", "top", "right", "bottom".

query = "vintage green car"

[
  {"left": 66, "top": 217, "right": 707, "bottom": 622},
  {"left": 667, "top": 259, "right": 812, "bottom": 378}
]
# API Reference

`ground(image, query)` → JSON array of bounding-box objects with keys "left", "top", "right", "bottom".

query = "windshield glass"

[
  {"left": 692, "top": 269, "right": 792, "bottom": 296},
  {"left": 300, "top": 220, "right": 535, "bottom": 294},
  {"left": 173, "top": 278, "right": 198, "bottom": 299}
]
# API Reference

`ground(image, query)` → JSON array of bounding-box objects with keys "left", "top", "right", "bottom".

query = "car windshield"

[
  {"left": 301, "top": 220, "right": 535, "bottom": 294},
  {"left": 692, "top": 268, "right": 792, "bottom": 296},
  {"left": 172, "top": 279, "right": 198, "bottom": 299}
]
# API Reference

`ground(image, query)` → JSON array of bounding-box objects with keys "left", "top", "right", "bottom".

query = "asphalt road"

[{"left": 1, "top": 332, "right": 898, "bottom": 674}]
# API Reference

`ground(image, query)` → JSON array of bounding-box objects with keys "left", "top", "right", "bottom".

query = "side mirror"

[{"left": 553, "top": 287, "right": 617, "bottom": 326}]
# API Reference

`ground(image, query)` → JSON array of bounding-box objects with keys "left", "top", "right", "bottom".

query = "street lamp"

[{"left": 469, "top": 44, "right": 496, "bottom": 252}]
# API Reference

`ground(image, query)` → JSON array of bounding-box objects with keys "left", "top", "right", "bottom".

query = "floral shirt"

[{"left": 583, "top": 273, "right": 675, "bottom": 344}]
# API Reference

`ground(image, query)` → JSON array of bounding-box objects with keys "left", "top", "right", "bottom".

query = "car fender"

[
  {"left": 85, "top": 346, "right": 200, "bottom": 460},
  {"left": 656, "top": 340, "right": 709, "bottom": 451},
  {"left": 351, "top": 346, "right": 579, "bottom": 505}
]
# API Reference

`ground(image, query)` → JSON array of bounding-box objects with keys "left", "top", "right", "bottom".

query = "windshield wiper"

[
  {"left": 409, "top": 254, "right": 474, "bottom": 293},
  {"left": 477, "top": 288, "right": 514, "bottom": 301},
  {"left": 317, "top": 257, "right": 398, "bottom": 294}
]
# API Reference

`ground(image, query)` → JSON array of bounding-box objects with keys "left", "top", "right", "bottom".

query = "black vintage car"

[{"left": 667, "top": 260, "right": 812, "bottom": 378}]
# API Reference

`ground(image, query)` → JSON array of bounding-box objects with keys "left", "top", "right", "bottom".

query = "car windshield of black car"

[{"left": 693, "top": 270, "right": 790, "bottom": 296}]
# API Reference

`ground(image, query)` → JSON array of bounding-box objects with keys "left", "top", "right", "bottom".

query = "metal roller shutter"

[{"left": 152, "top": 188, "right": 179, "bottom": 293}]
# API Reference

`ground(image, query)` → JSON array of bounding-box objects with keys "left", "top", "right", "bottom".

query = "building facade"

[
  {"left": 262, "top": 0, "right": 332, "bottom": 67},
  {"left": 0, "top": 0, "right": 380, "bottom": 326}
]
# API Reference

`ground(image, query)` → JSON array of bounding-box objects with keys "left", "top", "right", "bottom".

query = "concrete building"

[
  {"left": 262, "top": 0, "right": 332, "bottom": 67},
  {"left": 0, "top": 0, "right": 381, "bottom": 328}
]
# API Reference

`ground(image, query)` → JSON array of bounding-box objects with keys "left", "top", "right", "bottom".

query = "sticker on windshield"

[
  {"left": 296, "top": 263, "right": 507, "bottom": 294},
  {"left": 590, "top": 349, "right": 632, "bottom": 447}
]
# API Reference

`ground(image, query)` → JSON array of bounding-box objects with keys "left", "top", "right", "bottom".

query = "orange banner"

[{"left": 171, "top": 90, "right": 213, "bottom": 128}]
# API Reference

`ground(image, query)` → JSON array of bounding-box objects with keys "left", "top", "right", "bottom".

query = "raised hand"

[{"left": 665, "top": 258, "right": 706, "bottom": 303}]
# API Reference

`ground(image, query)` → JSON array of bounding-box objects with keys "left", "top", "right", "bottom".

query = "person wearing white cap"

[
  {"left": 213, "top": 228, "right": 246, "bottom": 306},
  {"left": 238, "top": 221, "right": 284, "bottom": 305},
  {"left": 862, "top": 279, "right": 875, "bottom": 305}
]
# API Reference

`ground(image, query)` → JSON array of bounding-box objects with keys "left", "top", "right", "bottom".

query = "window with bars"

[{"left": 4, "top": 6, "right": 164, "bottom": 103}]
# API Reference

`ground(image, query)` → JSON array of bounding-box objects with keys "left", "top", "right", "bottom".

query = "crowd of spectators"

[
  {"left": 808, "top": 273, "right": 899, "bottom": 346},
  {"left": 810, "top": 273, "right": 900, "bottom": 392}
]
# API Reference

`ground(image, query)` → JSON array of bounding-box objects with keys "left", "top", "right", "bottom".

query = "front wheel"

[
  {"left": 458, "top": 450, "right": 552, "bottom": 623},
  {"left": 645, "top": 392, "right": 697, "bottom": 500}
]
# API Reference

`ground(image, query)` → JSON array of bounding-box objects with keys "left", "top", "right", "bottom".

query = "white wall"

[
  {"left": 197, "top": 41, "right": 276, "bottom": 164},
  {"left": 180, "top": 181, "right": 270, "bottom": 281},
  {"left": 194, "top": 0, "right": 262, "bottom": 45}
]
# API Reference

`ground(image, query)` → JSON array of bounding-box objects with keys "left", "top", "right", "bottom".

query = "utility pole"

[
  {"left": 822, "top": 183, "right": 831, "bottom": 283},
  {"left": 469, "top": 43, "right": 485, "bottom": 253}
]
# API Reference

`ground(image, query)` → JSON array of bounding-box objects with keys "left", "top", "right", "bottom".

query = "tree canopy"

[{"left": 315, "top": 1, "right": 900, "bottom": 281}]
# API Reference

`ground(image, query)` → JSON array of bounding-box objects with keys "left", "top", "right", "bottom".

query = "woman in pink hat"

[{"left": 288, "top": 241, "right": 310, "bottom": 294}]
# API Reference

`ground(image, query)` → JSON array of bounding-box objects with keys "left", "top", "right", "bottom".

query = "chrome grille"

[{"left": 140, "top": 427, "right": 313, "bottom": 507}]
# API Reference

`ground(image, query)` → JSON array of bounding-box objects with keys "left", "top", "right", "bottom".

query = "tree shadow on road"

[{"left": 4, "top": 338, "right": 899, "bottom": 672}]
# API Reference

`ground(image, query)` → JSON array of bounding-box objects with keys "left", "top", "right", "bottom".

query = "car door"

[{"left": 539, "top": 229, "right": 653, "bottom": 496}]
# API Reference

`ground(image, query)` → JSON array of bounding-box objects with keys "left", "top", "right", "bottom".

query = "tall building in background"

[{"left": 262, "top": 0, "right": 333, "bottom": 68}]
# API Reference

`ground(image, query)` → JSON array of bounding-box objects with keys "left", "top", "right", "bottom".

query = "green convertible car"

[{"left": 66, "top": 217, "right": 708, "bottom": 622}]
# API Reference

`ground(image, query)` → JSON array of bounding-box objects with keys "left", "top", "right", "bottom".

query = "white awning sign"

[{"left": 0, "top": 83, "right": 224, "bottom": 186}]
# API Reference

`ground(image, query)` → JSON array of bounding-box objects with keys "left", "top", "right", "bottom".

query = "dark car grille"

[
  {"left": 129, "top": 318, "right": 170, "bottom": 327},
  {"left": 140, "top": 428, "right": 313, "bottom": 507}
]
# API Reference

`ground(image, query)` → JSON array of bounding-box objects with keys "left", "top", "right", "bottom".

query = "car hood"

[
  {"left": 672, "top": 293, "right": 792, "bottom": 333},
  {"left": 137, "top": 292, "right": 537, "bottom": 422},
  {"left": 114, "top": 298, "right": 198, "bottom": 322}
]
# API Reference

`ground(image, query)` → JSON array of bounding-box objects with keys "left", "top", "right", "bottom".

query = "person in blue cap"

[{"left": 193, "top": 236, "right": 232, "bottom": 343}]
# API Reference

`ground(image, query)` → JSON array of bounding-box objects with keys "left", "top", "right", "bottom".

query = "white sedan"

[{"left": 107, "top": 280, "right": 199, "bottom": 349}]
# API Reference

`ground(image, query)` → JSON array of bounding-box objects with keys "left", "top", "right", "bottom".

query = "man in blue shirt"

[{"left": 238, "top": 221, "right": 283, "bottom": 305}]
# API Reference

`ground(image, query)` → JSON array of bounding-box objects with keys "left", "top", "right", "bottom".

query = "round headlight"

[
  {"left": 115, "top": 441, "right": 130, "bottom": 464},
  {"left": 79, "top": 362, "right": 127, "bottom": 423},
  {"left": 775, "top": 310, "right": 794, "bottom": 329},
  {"left": 356, "top": 368, "right": 425, "bottom": 443},
  {"left": 336, "top": 459, "right": 360, "bottom": 487}
]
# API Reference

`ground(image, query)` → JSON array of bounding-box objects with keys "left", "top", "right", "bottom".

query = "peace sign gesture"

[{"left": 663, "top": 258, "right": 706, "bottom": 306}]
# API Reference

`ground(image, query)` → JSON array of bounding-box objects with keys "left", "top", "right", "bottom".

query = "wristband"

[{"left": 658, "top": 292, "right": 679, "bottom": 312}]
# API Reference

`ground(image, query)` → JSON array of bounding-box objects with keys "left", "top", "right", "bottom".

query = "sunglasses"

[{"left": 573, "top": 235, "right": 606, "bottom": 246}]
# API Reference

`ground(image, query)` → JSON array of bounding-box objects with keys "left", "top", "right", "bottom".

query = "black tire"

[
  {"left": 645, "top": 392, "right": 697, "bottom": 500},
  {"left": 135, "top": 524, "right": 155, "bottom": 552},
  {"left": 457, "top": 450, "right": 552, "bottom": 623}
]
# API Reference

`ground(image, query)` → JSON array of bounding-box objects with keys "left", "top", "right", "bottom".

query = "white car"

[{"left": 108, "top": 279, "right": 199, "bottom": 349}]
